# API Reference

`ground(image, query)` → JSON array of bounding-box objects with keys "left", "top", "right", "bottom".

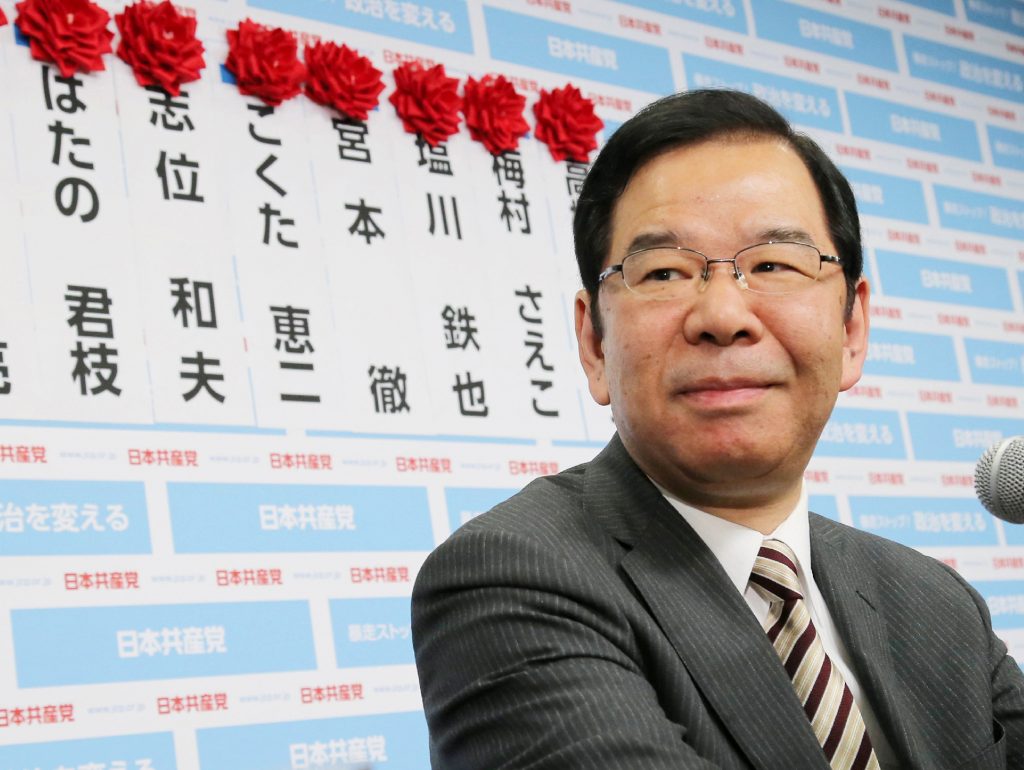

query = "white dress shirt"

[{"left": 656, "top": 483, "right": 896, "bottom": 767}]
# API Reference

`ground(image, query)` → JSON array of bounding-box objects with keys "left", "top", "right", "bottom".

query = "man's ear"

[
  {"left": 840, "top": 278, "right": 870, "bottom": 391},
  {"left": 575, "top": 289, "right": 611, "bottom": 406}
]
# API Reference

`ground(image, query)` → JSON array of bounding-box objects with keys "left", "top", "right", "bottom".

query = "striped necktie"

[{"left": 749, "top": 539, "right": 879, "bottom": 770}]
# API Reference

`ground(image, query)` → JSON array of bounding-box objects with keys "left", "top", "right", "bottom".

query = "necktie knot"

[{"left": 750, "top": 538, "right": 803, "bottom": 603}]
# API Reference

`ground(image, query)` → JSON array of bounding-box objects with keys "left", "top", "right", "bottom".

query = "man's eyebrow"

[
  {"left": 755, "top": 226, "right": 817, "bottom": 245},
  {"left": 621, "top": 227, "right": 820, "bottom": 257},
  {"left": 623, "top": 231, "right": 683, "bottom": 255}
]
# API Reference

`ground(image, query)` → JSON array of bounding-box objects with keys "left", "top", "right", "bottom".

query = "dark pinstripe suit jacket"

[{"left": 412, "top": 435, "right": 1024, "bottom": 769}]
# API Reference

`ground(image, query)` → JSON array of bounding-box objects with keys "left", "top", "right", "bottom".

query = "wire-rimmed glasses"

[{"left": 597, "top": 241, "right": 843, "bottom": 299}]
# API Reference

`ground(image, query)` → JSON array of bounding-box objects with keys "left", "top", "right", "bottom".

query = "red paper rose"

[
  {"left": 533, "top": 84, "right": 604, "bottom": 163},
  {"left": 15, "top": 0, "right": 114, "bottom": 77},
  {"left": 115, "top": 1, "right": 205, "bottom": 97},
  {"left": 225, "top": 19, "right": 305, "bottom": 107},
  {"left": 389, "top": 62, "right": 461, "bottom": 147},
  {"left": 462, "top": 74, "right": 529, "bottom": 156},
  {"left": 304, "top": 41, "right": 384, "bottom": 122}
]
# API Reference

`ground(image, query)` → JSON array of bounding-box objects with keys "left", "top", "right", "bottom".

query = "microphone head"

[{"left": 975, "top": 437, "right": 1024, "bottom": 524}]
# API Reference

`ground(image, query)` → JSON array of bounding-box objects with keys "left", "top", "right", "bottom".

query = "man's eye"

[
  {"left": 643, "top": 267, "right": 686, "bottom": 282},
  {"left": 749, "top": 261, "right": 794, "bottom": 274}
]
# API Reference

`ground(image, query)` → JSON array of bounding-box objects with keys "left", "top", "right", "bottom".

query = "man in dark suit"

[{"left": 411, "top": 89, "right": 1024, "bottom": 768}]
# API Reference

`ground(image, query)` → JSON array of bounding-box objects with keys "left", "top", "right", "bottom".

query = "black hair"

[{"left": 573, "top": 89, "right": 861, "bottom": 332}]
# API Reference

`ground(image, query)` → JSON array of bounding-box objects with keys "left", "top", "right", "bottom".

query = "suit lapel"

[
  {"left": 810, "top": 517, "right": 922, "bottom": 767},
  {"left": 585, "top": 438, "right": 830, "bottom": 769}
]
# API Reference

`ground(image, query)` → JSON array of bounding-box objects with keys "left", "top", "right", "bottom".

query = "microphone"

[{"left": 975, "top": 437, "right": 1024, "bottom": 524}]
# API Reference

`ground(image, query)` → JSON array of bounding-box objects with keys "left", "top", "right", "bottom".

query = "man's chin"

[{"left": 651, "top": 447, "right": 798, "bottom": 500}]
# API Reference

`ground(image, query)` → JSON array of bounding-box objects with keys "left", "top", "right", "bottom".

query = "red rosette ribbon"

[
  {"left": 304, "top": 41, "right": 384, "bottom": 122},
  {"left": 0, "top": 8, "right": 8, "bottom": 26},
  {"left": 225, "top": 18, "right": 305, "bottom": 107},
  {"left": 15, "top": 0, "right": 114, "bottom": 77},
  {"left": 115, "top": 1, "right": 205, "bottom": 97},
  {"left": 462, "top": 74, "right": 529, "bottom": 156},
  {"left": 532, "top": 84, "right": 604, "bottom": 163},
  {"left": 388, "top": 62, "right": 461, "bottom": 147}
]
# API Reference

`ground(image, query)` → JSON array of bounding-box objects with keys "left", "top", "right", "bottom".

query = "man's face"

[{"left": 575, "top": 137, "right": 869, "bottom": 513}]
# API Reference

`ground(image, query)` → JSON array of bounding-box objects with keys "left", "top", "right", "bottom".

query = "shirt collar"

[{"left": 655, "top": 483, "right": 813, "bottom": 594}]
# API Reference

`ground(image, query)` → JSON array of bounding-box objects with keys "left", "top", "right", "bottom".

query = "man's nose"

[{"left": 681, "top": 261, "right": 764, "bottom": 346}]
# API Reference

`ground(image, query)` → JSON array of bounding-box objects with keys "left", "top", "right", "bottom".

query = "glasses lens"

[
  {"left": 621, "top": 248, "right": 705, "bottom": 299},
  {"left": 737, "top": 242, "right": 821, "bottom": 293}
]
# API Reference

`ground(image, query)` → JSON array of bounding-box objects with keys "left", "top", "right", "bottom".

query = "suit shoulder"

[
  {"left": 458, "top": 461, "right": 590, "bottom": 538},
  {"left": 413, "top": 460, "right": 624, "bottom": 596},
  {"left": 812, "top": 513, "right": 974, "bottom": 587}
]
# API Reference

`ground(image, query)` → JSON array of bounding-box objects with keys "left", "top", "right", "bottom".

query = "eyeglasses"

[{"left": 597, "top": 241, "right": 843, "bottom": 300}]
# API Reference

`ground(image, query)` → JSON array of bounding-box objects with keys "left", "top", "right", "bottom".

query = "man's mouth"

[{"left": 677, "top": 378, "right": 775, "bottom": 407}]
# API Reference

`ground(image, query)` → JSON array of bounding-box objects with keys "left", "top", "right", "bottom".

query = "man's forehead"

[
  {"left": 607, "top": 136, "right": 827, "bottom": 250},
  {"left": 632, "top": 131, "right": 788, "bottom": 172}
]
